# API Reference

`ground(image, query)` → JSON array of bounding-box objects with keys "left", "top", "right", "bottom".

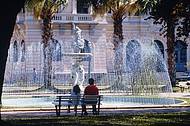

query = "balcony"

[{"left": 52, "top": 13, "right": 98, "bottom": 24}]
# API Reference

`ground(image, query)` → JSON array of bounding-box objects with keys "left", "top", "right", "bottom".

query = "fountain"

[
  {"left": 103, "top": 38, "right": 175, "bottom": 106},
  {"left": 2, "top": 27, "right": 178, "bottom": 108},
  {"left": 63, "top": 23, "right": 92, "bottom": 91},
  {"left": 63, "top": 53, "right": 92, "bottom": 91}
]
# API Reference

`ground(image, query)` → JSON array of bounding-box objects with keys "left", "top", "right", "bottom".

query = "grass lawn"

[{"left": 1, "top": 112, "right": 190, "bottom": 126}]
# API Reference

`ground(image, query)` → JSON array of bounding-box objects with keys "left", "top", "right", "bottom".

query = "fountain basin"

[{"left": 2, "top": 95, "right": 184, "bottom": 108}]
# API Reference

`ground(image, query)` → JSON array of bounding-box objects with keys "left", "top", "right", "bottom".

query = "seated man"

[{"left": 82, "top": 78, "right": 99, "bottom": 115}]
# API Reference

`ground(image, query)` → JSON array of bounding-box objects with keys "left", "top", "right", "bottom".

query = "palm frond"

[
  {"left": 25, "top": 0, "right": 45, "bottom": 10},
  {"left": 137, "top": 0, "right": 158, "bottom": 15},
  {"left": 25, "top": 0, "right": 45, "bottom": 19},
  {"left": 50, "top": 0, "right": 68, "bottom": 14},
  {"left": 25, "top": 0, "right": 68, "bottom": 20}
]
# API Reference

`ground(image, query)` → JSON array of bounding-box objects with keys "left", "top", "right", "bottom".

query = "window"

[
  {"left": 21, "top": 40, "right": 25, "bottom": 62},
  {"left": 154, "top": 40, "right": 165, "bottom": 72},
  {"left": 126, "top": 40, "right": 141, "bottom": 72},
  {"left": 77, "top": 1, "right": 89, "bottom": 14},
  {"left": 52, "top": 39, "right": 62, "bottom": 61},
  {"left": 83, "top": 39, "right": 92, "bottom": 53},
  {"left": 175, "top": 40, "right": 187, "bottom": 72},
  {"left": 154, "top": 40, "right": 164, "bottom": 58},
  {"left": 83, "top": 39, "right": 92, "bottom": 61},
  {"left": 13, "top": 40, "right": 19, "bottom": 62}
]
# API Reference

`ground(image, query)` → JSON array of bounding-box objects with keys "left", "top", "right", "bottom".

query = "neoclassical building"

[{"left": 4, "top": 0, "right": 190, "bottom": 86}]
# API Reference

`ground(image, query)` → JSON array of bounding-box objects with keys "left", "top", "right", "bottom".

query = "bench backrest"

[
  {"left": 82, "top": 95, "right": 103, "bottom": 105},
  {"left": 53, "top": 95, "right": 103, "bottom": 106},
  {"left": 53, "top": 95, "right": 80, "bottom": 105}
]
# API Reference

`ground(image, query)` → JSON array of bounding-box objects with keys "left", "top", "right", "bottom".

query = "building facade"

[{"left": 4, "top": 0, "right": 190, "bottom": 86}]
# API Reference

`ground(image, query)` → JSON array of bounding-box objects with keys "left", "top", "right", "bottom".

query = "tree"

[
  {"left": 25, "top": 0, "right": 68, "bottom": 89},
  {"left": 0, "top": 0, "right": 26, "bottom": 120},
  {"left": 78, "top": 0, "right": 189, "bottom": 87},
  {"left": 77, "top": 0, "right": 139, "bottom": 91},
  {"left": 175, "top": 0, "right": 190, "bottom": 40},
  {"left": 145, "top": 0, "right": 190, "bottom": 86}
]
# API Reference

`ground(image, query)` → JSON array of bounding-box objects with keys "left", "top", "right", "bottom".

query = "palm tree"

[
  {"left": 25, "top": 0, "right": 68, "bottom": 89},
  {"left": 175, "top": 0, "right": 190, "bottom": 40},
  {"left": 145, "top": 0, "right": 190, "bottom": 86},
  {"left": 78, "top": 0, "right": 139, "bottom": 90},
  {"left": 81, "top": 0, "right": 189, "bottom": 87},
  {"left": 145, "top": 0, "right": 177, "bottom": 86}
]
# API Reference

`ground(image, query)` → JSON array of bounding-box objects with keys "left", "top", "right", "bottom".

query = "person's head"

[
  {"left": 73, "top": 84, "right": 80, "bottom": 94},
  {"left": 88, "top": 78, "right": 94, "bottom": 85}
]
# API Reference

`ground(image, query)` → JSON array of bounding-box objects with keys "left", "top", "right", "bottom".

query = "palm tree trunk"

[
  {"left": 167, "top": 22, "right": 176, "bottom": 86},
  {"left": 42, "top": 15, "right": 53, "bottom": 89},
  {"left": 0, "top": 0, "right": 25, "bottom": 120},
  {"left": 112, "top": 16, "right": 124, "bottom": 91},
  {"left": 43, "top": 43, "right": 53, "bottom": 88}
]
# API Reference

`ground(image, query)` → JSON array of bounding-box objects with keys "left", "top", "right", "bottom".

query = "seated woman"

[{"left": 68, "top": 84, "right": 81, "bottom": 113}]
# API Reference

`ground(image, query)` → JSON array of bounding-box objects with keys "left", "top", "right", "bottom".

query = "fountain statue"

[
  {"left": 71, "top": 61, "right": 85, "bottom": 88},
  {"left": 64, "top": 23, "right": 92, "bottom": 91},
  {"left": 72, "top": 23, "right": 85, "bottom": 53}
]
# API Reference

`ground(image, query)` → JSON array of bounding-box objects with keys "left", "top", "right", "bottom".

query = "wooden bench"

[
  {"left": 52, "top": 95, "right": 103, "bottom": 116},
  {"left": 52, "top": 95, "right": 81, "bottom": 116},
  {"left": 81, "top": 95, "right": 103, "bottom": 115}
]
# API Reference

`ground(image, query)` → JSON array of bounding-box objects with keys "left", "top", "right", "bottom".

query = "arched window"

[
  {"left": 84, "top": 39, "right": 92, "bottom": 53},
  {"left": 153, "top": 40, "right": 165, "bottom": 72},
  {"left": 13, "top": 40, "right": 19, "bottom": 62},
  {"left": 175, "top": 40, "right": 187, "bottom": 72},
  {"left": 126, "top": 40, "right": 141, "bottom": 72},
  {"left": 21, "top": 40, "right": 25, "bottom": 62},
  {"left": 52, "top": 39, "right": 62, "bottom": 61},
  {"left": 83, "top": 39, "right": 92, "bottom": 61},
  {"left": 154, "top": 40, "right": 164, "bottom": 58}
]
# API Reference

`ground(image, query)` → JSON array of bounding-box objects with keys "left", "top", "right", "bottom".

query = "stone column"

[
  {"left": 89, "top": 5, "right": 93, "bottom": 14},
  {"left": 72, "top": 0, "right": 77, "bottom": 14}
]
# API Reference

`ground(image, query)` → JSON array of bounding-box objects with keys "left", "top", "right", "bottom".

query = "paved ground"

[{"left": 2, "top": 106, "right": 190, "bottom": 118}]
